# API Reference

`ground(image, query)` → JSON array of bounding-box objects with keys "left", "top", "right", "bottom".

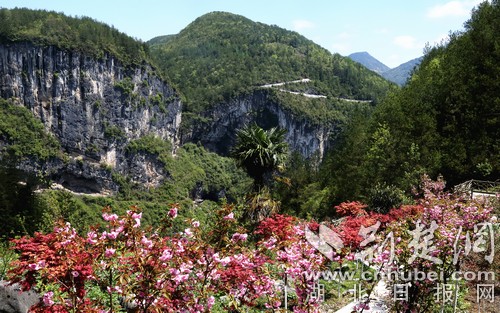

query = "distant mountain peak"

[
  {"left": 382, "top": 56, "right": 424, "bottom": 86},
  {"left": 348, "top": 52, "right": 390, "bottom": 74},
  {"left": 349, "top": 52, "right": 423, "bottom": 86}
]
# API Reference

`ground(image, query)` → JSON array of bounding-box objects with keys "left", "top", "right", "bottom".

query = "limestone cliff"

[
  {"left": 183, "top": 90, "right": 333, "bottom": 159},
  {"left": 0, "top": 43, "right": 336, "bottom": 195},
  {"left": 0, "top": 43, "right": 182, "bottom": 194}
]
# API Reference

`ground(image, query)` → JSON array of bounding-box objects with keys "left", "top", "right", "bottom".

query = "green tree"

[{"left": 232, "top": 124, "right": 288, "bottom": 188}]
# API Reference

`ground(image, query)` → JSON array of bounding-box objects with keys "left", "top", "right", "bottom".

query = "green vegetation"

[
  {"left": 124, "top": 136, "right": 252, "bottom": 202},
  {"left": 268, "top": 89, "right": 370, "bottom": 126},
  {"left": 147, "top": 34, "right": 175, "bottom": 50},
  {"left": 232, "top": 124, "right": 288, "bottom": 188},
  {"left": 103, "top": 123, "right": 124, "bottom": 140},
  {"left": 0, "top": 167, "right": 42, "bottom": 238},
  {"left": 0, "top": 241, "right": 16, "bottom": 279},
  {"left": 362, "top": 0, "right": 500, "bottom": 187},
  {"left": 113, "top": 77, "right": 135, "bottom": 95},
  {"left": 126, "top": 133, "right": 172, "bottom": 163},
  {"left": 0, "top": 99, "right": 63, "bottom": 237},
  {"left": 0, "top": 140, "right": 251, "bottom": 236},
  {"left": 149, "top": 11, "right": 395, "bottom": 115},
  {"left": 0, "top": 3, "right": 498, "bottom": 244},
  {"left": 0, "top": 99, "right": 60, "bottom": 161},
  {"left": 275, "top": 0, "right": 500, "bottom": 219},
  {"left": 0, "top": 8, "right": 149, "bottom": 65}
]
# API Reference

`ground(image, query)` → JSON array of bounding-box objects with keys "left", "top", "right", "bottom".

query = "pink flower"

[
  {"left": 207, "top": 296, "right": 215, "bottom": 309},
  {"left": 173, "top": 273, "right": 189, "bottom": 283},
  {"left": 107, "top": 286, "right": 123, "bottom": 294},
  {"left": 231, "top": 232, "right": 248, "bottom": 242},
  {"left": 105, "top": 248, "right": 116, "bottom": 258},
  {"left": 132, "top": 212, "right": 142, "bottom": 228},
  {"left": 102, "top": 213, "right": 118, "bottom": 222},
  {"left": 223, "top": 212, "right": 234, "bottom": 220},
  {"left": 184, "top": 228, "right": 193, "bottom": 237},
  {"left": 28, "top": 260, "right": 46, "bottom": 271},
  {"left": 42, "top": 291, "right": 54, "bottom": 306},
  {"left": 86, "top": 231, "right": 97, "bottom": 244},
  {"left": 219, "top": 256, "right": 231, "bottom": 266},
  {"left": 107, "top": 231, "right": 119, "bottom": 240},
  {"left": 160, "top": 249, "right": 172, "bottom": 262},
  {"left": 192, "top": 220, "right": 200, "bottom": 227},
  {"left": 71, "top": 270, "right": 79, "bottom": 278},
  {"left": 140, "top": 236, "right": 153, "bottom": 249},
  {"left": 263, "top": 237, "right": 277, "bottom": 249},
  {"left": 168, "top": 207, "right": 178, "bottom": 219}
]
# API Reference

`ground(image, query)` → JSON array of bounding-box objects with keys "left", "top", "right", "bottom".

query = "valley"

[{"left": 0, "top": 4, "right": 498, "bottom": 313}]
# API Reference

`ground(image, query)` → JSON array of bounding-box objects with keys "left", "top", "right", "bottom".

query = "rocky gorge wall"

[
  {"left": 0, "top": 43, "right": 335, "bottom": 195},
  {"left": 0, "top": 43, "right": 182, "bottom": 193},
  {"left": 183, "top": 90, "right": 333, "bottom": 160}
]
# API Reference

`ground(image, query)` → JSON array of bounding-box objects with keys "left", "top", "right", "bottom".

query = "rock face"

[
  {"left": 184, "top": 90, "right": 333, "bottom": 159},
  {"left": 0, "top": 43, "right": 335, "bottom": 194},
  {"left": 0, "top": 43, "right": 182, "bottom": 193},
  {"left": 0, "top": 281, "right": 39, "bottom": 313}
]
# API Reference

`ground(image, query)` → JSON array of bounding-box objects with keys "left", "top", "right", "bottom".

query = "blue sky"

[{"left": 1, "top": 0, "right": 485, "bottom": 67}]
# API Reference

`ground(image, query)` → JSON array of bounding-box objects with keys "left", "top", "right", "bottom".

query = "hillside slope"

[
  {"left": 150, "top": 12, "right": 394, "bottom": 113},
  {"left": 149, "top": 12, "right": 395, "bottom": 157},
  {"left": 381, "top": 57, "right": 423, "bottom": 86},
  {"left": 348, "top": 52, "right": 390, "bottom": 74}
]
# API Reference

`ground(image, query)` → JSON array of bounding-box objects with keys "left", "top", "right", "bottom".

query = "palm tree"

[{"left": 232, "top": 124, "right": 288, "bottom": 188}]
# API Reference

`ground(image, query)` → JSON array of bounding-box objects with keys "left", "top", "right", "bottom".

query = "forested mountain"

[
  {"left": 382, "top": 56, "right": 423, "bottom": 85},
  {"left": 296, "top": 0, "right": 500, "bottom": 216},
  {"left": 348, "top": 52, "right": 423, "bottom": 86},
  {"left": 348, "top": 52, "right": 390, "bottom": 74},
  {"left": 0, "top": 5, "right": 498, "bottom": 312},
  {"left": 0, "top": 8, "right": 253, "bottom": 237},
  {"left": 0, "top": 8, "right": 150, "bottom": 66},
  {"left": 149, "top": 12, "right": 395, "bottom": 114},
  {"left": 372, "top": 1, "right": 499, "bottom": 186},
  {"left": 0, "top": 3, "right": 498, "bottom": 236}
]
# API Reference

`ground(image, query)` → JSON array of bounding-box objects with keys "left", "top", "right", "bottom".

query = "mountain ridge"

[
  {"left": 382, "top": 56, "right": 424, "bottom": 86},
  {"left": 149, "top": 11, "right": 395, "bottom": 157},
  {"left": 150, "top": 11, "right": 394, "bottom": 112},
  {"left": 348, "top": 52, "right": 390, "bottom": 74},
  {"left": 348, "top": 51, "right": 422, "bottom": 86}
]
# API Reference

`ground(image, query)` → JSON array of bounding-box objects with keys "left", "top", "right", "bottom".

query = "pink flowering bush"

[
  {"left": 9, "top": 205, "right": 326, "bottom": 312},
  {"left": 374, "top": 176, "right": 495, "bottom": 313}
]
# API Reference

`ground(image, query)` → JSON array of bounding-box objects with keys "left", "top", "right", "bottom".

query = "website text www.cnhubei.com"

[{"left": 303, "top": 269, "right": 495, "bottom": 282}]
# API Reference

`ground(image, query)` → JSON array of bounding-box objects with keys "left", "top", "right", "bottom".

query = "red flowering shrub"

[
  {"left": 9, "top": 206, "right": 326, "bottom": 313},
  {"left": 334, "top": 201, "right": 368, "bottom": 216}
]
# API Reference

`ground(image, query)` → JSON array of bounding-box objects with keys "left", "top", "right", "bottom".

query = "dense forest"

[
  {"left": 0, "top": 3, "right": 498, "bottom": 312},
  {"left": 148, "top": 12, "right": 395, "bottom": 114},
  {"left": 278, "top": 0, "right": 500, "bottom": 218},
  {"left": 0, "top": 8, "right": 150, "bottom": 65},
  {"left": 0, "top": 2, "right": 497, "bottom": 233}
]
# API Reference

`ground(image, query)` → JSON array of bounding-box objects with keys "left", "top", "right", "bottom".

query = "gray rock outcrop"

[
  {"left": 0, "top": 43, "right": 182, "bottom": 193},
  {"left": 0, "top": 281, "right": 39, "bottom": 313},
  {"left": 184, "top": 90, "right": 333, "bottom": 160}
]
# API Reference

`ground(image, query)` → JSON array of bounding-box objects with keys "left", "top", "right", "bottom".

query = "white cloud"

[
  {"left": 292, "top": 19, "right": 315, "bottom": 31},
  {"left": 427, "top": 0, "right": 483, "bottom": 18},
  {"left": 393, "top": 35, "right": 419, "bottom": 49}
]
